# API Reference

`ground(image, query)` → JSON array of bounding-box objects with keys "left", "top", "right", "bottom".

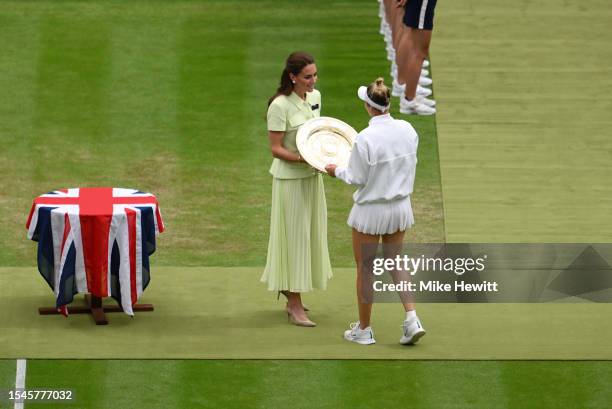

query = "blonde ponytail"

[{"left": 366, "top": 77, "right": 391, "bottom": 111}]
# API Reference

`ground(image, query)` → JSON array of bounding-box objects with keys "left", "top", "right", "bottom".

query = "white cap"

[{"left": 358, "top": 85, "right": 390, "bottom": 112}]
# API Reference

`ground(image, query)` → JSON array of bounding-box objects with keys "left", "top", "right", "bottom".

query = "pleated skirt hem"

[
  {"left": 347, "top": 198, "right": 414, "bottom": 235},
  {"left": 261, "top": 174, "right": 333, "bottom": 292}
]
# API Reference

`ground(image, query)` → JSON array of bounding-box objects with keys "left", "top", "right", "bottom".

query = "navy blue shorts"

[{"left": 403, "top": 0, "right": 437, "bottom": 30}]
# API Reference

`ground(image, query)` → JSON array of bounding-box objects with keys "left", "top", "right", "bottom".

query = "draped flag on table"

[{"left": 26, "top": 188, "right": 165, "bottom": 316}]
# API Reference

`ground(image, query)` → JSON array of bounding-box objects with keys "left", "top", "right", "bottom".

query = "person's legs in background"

[
  {"left": 399, "top": 27, "right": 436, "bottom": 115},
  {"left": 398, "top": 0, "right": 437, "bottom": 115}
]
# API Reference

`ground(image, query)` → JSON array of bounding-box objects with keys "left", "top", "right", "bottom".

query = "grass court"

[{"left": 1, "top": 0, "right": 612, "bottom": 408}]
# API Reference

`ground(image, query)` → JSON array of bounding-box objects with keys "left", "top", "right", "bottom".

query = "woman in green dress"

[{"left": 260, "top": 51, "right": 333, "bottom": 327}]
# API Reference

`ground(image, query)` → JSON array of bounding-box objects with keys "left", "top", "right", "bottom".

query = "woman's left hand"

[{"left": 325, "top": 164, "right": 337, "bottom": 177}]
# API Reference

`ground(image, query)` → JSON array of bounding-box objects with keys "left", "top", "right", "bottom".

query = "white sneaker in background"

[
  {"left": 401, "top": 95, "right": 436, "bottom": 108},
  {"left": 390, "top": 63, "right": 398, "bottom": 81},
  {"left": 344, "top": 322, "right": 376, "bottom": 345},
  {"left": 399, "top": 98, "right": 436, "bottom": 115},
  {"left": 381, "top": 21, "right": 391, "bottom": 36},
  {"left": 418, "top": 96, "right": 436, "bottom": 107},
  {"left": 418, "top": 76, "right": 433, "bottom": 86},
  {"left": 416, "top": 85, "right": 432, "bottom": 97},
  {"left": 395, "top": 82, "right": 433, "bottom": 98},
  {"left": 400, "top": 316, "right": 426, "bottom": 345},
  {"left": 392, "top": 79, "right": 405, "bottom": 97},
  {"left": 384, "top": 33, "right": 392, "bottom": 46}
]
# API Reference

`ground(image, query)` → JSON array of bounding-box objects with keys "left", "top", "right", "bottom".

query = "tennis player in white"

[{"left": 326, "top": 77, "right": 425, "bottom": 345}]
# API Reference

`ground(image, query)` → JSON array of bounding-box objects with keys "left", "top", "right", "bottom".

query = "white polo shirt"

[{"left": 335, "top": 113, "right": 418, "bottom": 204}]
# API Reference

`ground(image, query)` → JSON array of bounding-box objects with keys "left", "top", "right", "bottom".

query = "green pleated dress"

[{"left": 260, "top": 90, "right": 333, "bottom": 292}]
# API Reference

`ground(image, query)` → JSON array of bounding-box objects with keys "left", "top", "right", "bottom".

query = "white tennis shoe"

[
  {"left": 417, "top": 85, "right": 432, "bottom": 97},
  {"left": 401, "top": 95, "right": 436, "bottom": 108},
  {"left": 344, "top": 322, "right": 376, "bottom": 345},
  {"left": 400, "top": 316, "right": 426, "bottom": 345},
  {"left": 399, "top": 98, "right": 436, "bottom": 115},
  {"left": 392, "top": 79, "right": 405, "bottom": 97},
  {"left": 419, "top": 76, "right": 433, "bottom": 86},
  {"left": 393, "top": 81, "right": 432, "bottom": 98},
  {"left": 390, "top": 62, "right": 398, "bottom": 80}
]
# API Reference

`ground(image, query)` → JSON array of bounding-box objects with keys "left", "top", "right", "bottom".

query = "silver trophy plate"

[{"left": 296, "top": 116, "right": 358, "bottom": 173}]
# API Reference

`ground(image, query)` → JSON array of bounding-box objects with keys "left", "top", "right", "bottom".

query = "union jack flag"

[{"left": 26, "top": 188, "right": 165, "bottom": 316}]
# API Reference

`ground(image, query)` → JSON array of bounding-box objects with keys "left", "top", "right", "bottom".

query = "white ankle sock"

[{"left": 406, "top": 310, "right": 417, "bottom": 321}]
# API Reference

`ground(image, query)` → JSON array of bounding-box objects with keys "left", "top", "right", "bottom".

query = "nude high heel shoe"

[{"left": 286, "top": 309, "right": 316, "bottom": 327}]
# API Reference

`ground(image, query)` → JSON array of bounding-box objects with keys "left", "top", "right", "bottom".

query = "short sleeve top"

[{"left": 267, "top": 90, "right": 321, "bottom": 179}]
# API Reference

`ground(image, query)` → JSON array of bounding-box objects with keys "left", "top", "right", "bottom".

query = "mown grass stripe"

[
  {"left": 433, "top": 0, "right": 612, "bottom": 242},
  {"left": 0, "top": 15, "right": 41, "bottom": 267},
  {"left": 17, "top": 360, "right": 612, "bottom": 409}
]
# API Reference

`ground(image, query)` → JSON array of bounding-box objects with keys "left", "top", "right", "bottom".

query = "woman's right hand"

[{"left": 325, "top": 164, "right": 337, "bottom": 177}]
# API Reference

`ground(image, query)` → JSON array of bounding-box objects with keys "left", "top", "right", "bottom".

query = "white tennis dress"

[{"left": 335, "top": 113, "right": 418, "bottom": 235}]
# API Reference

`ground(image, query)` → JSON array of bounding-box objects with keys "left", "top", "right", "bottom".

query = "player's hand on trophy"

[{"left": 325, "top": 164, "right": 337, "bottom": 177}]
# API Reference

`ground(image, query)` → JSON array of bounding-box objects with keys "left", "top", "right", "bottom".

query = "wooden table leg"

[
  {"left": 38, "top": 295, "right": 154, "bottom": 325},
  {"left": 88, "top": 295, "right": 108, "bottom": 325}
]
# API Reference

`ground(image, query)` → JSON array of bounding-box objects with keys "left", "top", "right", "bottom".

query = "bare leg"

[
  {"left": 395, "top": 23, "right": 413, "bottom": 86},
  {"left": 391, "top": 3, "right": 405, "bottom": 50},
  {"left": 352, "top": 228, "right": 381, "bottom": 329},
  {"left": 285, "top": 292, "right": 309, "bottom": 322},
  {"left": 402, "top": 28, "right": 432, "bottom": 100},
  {"left": 381, "top": 230, "right": 415, "bottom": 312},
  {"left": 383, "top": 0, "right": 397, "bottom": 39}
]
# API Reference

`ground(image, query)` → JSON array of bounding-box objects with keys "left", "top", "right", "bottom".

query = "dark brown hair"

[
  {"left": 267, "top": 51, "right": 315, "bottom": 106},
  {"left": 366, "top": 77, "right": 391, "bottom": 111}
]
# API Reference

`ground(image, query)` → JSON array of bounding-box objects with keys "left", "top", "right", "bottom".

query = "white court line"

[{"left": 15, "top": 359, "right": 26, "bottom": 409}]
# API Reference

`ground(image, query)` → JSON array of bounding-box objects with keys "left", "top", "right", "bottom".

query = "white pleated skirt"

[{"left": 347, "top": 197, "right": 414, "bottom": 235}]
